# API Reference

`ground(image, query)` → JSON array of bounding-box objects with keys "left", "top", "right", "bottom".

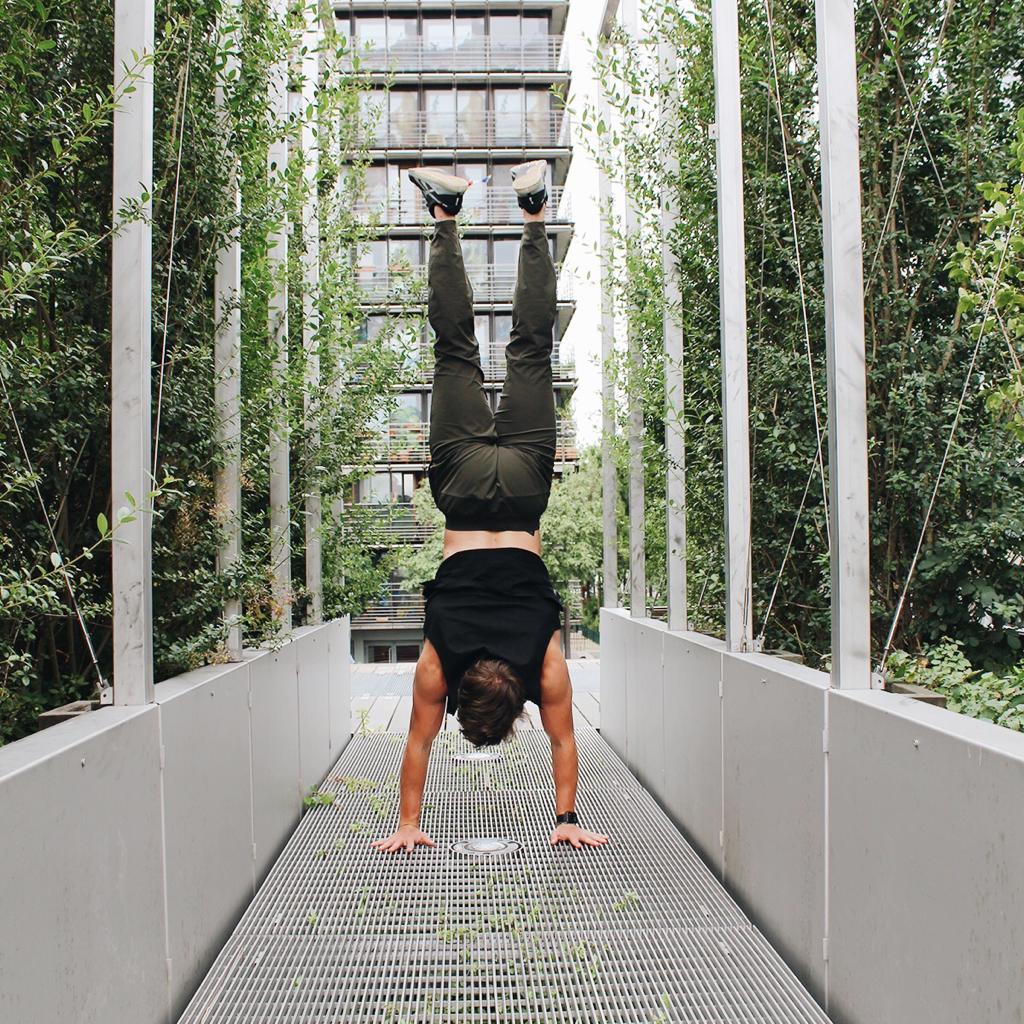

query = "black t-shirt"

[{"left": 422, "top": 548, "right": 564, "bottom": 716}]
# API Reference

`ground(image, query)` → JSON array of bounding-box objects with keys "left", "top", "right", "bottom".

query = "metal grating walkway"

[{"left": 178, "top": 726, "right": 832, "bottom": 1023}]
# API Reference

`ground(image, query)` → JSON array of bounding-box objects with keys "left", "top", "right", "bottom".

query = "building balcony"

[
  {"left": 356, "top": 263, "right": 575, "bottom": 304},
  {"left": 351, "top": 582, "right": 425, "bottom": 629},
  {"left": 368, "top": 420, "right": 577, "bottom": 466},
  {"left": 355, "top": 503, "right": 434, "bottom": 544},
  {"left": 355, "top": 184, "right": 571, "bottom": 226},
  {"left": 409, "top": 340, "right": 575, "bottom": 381},
  {"left": 361, "top": 111, "right": 570, "bottom": 150},
  {"left": 344, "top": 36, "right": 564, "bottom": 74}
]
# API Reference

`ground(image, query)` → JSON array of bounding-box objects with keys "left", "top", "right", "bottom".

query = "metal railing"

[
  {"left": 368, "top": 420, "right": 577, "bottom": 464},
  {"left": 356, "top": 262, "right": 575, "bottom": 303},
  {"left": 344, "top": 36, "right": 564, "bottom": 73},
  {"left": 352, "top": 582, "right": 425, "bottom": 627},
  {"left": 354, "top": 184, "right": 571, "bottom": 225},
  {"left": 354, "top": 503, "right": 434, "bottom": 543},
  {"left": 411, "top": 339, "right": 576, "bottom": 380},
  {"left": 360, "top": 111, "right": 570, "bottom": 149}
]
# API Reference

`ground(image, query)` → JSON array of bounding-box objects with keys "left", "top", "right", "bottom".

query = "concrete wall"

[
  {"left": 600, "top": 607, "right": 1024, "bottom": 1023},
  {"left": 0, "top": 618, "right": 351, "bottom": 1024}
]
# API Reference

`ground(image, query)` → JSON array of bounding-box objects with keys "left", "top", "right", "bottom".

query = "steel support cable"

[
  {"left": 877, "top": 201, "right": 1021, "bottom": 673},
  {"left": 152, "top": 26, "right": 193, "bottom": 477},
  {"left": 0, "top": 369, "right": 108, "bottom": 694},
  {"left": 863, "top": 0, "right": 956, "bottom": 297},
  {"left": 762, "top": 0, "right": 831, "bottom": 547}
]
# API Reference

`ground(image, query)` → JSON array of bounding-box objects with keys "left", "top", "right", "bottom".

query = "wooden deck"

[{"left": 350, "top": 661, "right": 600, "bottom": 735}]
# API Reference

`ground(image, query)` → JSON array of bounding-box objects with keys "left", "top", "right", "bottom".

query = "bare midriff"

[{"left": 442, "top": 529, "right": 542, "bottom": 560}]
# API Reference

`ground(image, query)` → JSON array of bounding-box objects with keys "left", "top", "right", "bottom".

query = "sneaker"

[
  {"left": 510, "top": 160, "right": 548, "bottom": 214},
  {"left": 407, "top": 167, "right": 470, "bottom": 217}
]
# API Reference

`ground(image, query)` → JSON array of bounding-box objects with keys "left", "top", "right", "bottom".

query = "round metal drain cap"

[
  {"left": 453, "top": 750, "right": 503, "bottom": 763},
  {"left": 451, "top": 837, "right": 521, "bottom": 857}
]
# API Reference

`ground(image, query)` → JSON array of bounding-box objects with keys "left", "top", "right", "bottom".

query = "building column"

[
  {"left": 711, "top": 0, "right": 753, "bottom": 652},
  {"left": 214, "top": 1, "right": 243, "bottom": 660},
  {"left": 815, "top": 0, "right": 873, "bottom": 687},
  {"left": 268, "top": 0, "right": 291, "bottom": 630},
  {"left": 111, "top": 0, "right": 155, "bottom": 703}
]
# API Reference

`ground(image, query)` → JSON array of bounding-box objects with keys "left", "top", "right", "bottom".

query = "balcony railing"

[
  {"left": 356, "top": 263, "right": 575, "bottom": 303},
  {"left": 411, "top": 340, "right": 575, "bottom": 380},
  {"left": 361, "top": 111, "right": 570, "bottom": 149},
  {"left": 369, "top": 420, "right": 578, "bottom": 465},
  {"left": 355, "top": 185, "right": 571, "bottom": 225},
  {"left": 352, "top": 583, "right": 425, "bottom": 627},
  {"left": 344, "top": 36, "right": 564, "bottom": 73},
  {"left": 354, "top": 503, "right": 435, "bottom": 543}
]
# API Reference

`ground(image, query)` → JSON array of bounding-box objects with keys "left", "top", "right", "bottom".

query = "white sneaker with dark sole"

[
  {"left": 407, "top": 167, "right": 471, "bottom": 217},
  {"left": 510, "top": 160, "right": 548, "bottom": 214}
]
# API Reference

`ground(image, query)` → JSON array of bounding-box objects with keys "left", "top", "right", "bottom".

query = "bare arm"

[
  {"left": 371, "top": 641, "right": 447, "bottom": 854},
  {"left": 539, "top": 632, "right": 609, "bottom": 849}
]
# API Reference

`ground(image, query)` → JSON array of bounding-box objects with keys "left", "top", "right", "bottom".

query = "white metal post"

[
  {"left": 815, "top": 0, "right": 872, "bottom": 687},
  {"left": 215, "top": 2, "right": 243, "bottom": 660},
  {"left": 620, "top": 0, "right": 646, "bottom": 620},
  {"left": 111, "top": 0, "right": 155, "bottom": 704},
  {"left": 711, "top": 0, "right": 753, "bottom": 652},
  {"left": 268, "top": 0, "right": 291, "bottom": 630},
  {"left": 302, "top": 6, "right": 323, "bottom": 625},
  {"left": 598, "top": 93, "right": 619, "bottom": 610},
  {"left": 660, "top": 37, "right": 687, "bottom": 634}
]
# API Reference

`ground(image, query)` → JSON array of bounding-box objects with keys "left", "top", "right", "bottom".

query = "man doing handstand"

[{"left": 372, "top": 163, "right": 609, "bottom": 856}]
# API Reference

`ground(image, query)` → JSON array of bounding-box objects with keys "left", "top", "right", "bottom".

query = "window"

[
  {"left": 492, "top": 238, "right": 519, "bottom": 267},
  {"left": 388, "top": 16, "right": 417, "bottom": 51},
  {"left": 354, "top": 17, "right": 386, "bottom": 51},
  {"left": 396, "top": 644, "right": 421, "bottom": 662},
  {"left": 368, "top": 645, "right": 393, "bottom": 664},
  {"left": 360, "top": 91, "right": 387, "bottom": 143},
  {"left": 494, "top": 314, "right": 512, "bottom": 350},
  {"left": 391, "top": 393, "right": 422, "bottom": 426},
  {"left": 423, "top": 16, "right": 453, "bottom": 52},
  {"left": 454, "top": 16, "right": 485, "bottom": 68},
  {"left": 457, "top": 88, "right": 487, "bottom": 146},
  {"left": 388, "top": 238, "right": 419, "bottom": 272},
  {"left": 461, "top": 238, "right": 488, "bottom": 272},
  {"left": 423, "top": 88, "right": 456, "bottom": 146},
  {"left": 457, "top": 162, "right": 488, "bottom": 215},
  {"left": 526, "top": 89, "right": 551, "bottom": 143},
  {"left": 493, "top": 88, "right": 523, "bottom": 144},
  {"left": 360, "top": 473, "right": 392, "bottom": 504},
  {"left": 357, "top": 240, "right": 387, "bottom": 284},
  {"left": 475, "top": 315, "right": 495, "bottom": 373},
  {"left": 389, "top": 90, "right": 418, "bottom": 146}
]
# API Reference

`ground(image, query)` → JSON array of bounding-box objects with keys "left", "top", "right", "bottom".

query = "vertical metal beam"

[
  {"left": 815, "top": 0, "right": 872, "bottom": 687},
  {"left": 215, "top": 3, "right": 243, "bottom": 660},
  {"left": 268, "top": 0, "right": 291, "bottom": 630},
  {"left": 620, "top": 0, "right": 646, "bottom": 620},
  {"left": 598, "top": 92, "right": 619, "bottom": 611},
  {"left": 302, "top": 6, "right": 323, "bottom": 625},
  {"left": 111, "top": 0, "right": 155, "bottom": 704},
  {"left": 711, "top": 0, "right": 753, "bottom": 651},
  {"left": 660, "top": 37, "right": 687, "bottom": 634}
]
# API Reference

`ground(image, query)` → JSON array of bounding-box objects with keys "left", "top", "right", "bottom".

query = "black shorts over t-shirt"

[{"left": 423, "top": 548, "right": 563, "bottom": 716}]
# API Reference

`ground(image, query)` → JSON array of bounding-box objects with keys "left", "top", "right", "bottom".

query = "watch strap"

[{"left": 555, "top": 810, "right": 579, "bottom": 826}]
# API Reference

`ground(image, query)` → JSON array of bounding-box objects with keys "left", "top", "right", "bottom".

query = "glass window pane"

[
  {"left": 396, "top": 644, "right": 421, "bottom": 662},
  {"left": 493, "top": 88, "right": 523, "bottom": 143},
  {"left": 462, "top": 238, "right": 488, "bottom": 271},
  {"left": 493, "top": 238, "right": 518, "bottom": 267},
  {"left": 388, "top": 16, "right": 417, "bottom": 48},
  {"left": 389, "top": 90, "right": 418, "bottom": 145},
  {"left": 423, "top": 16, "right": 453, "bottom": 51},
  {"left": 457, "top": 89, "right": 487, "bottom": 146},
  {"left": 368, "top": 645, "right": 393, "bottom": 664},
  {"left": 489, "top": 14, "right": 520, "bottom": 43},
  {"left": 522, "top": 15, "right": 548, "bottom": 38},
  {"left": 424, "top": 88, "right": 456, "bottom": 146},
  {"left": 355, "top": 17, "right": 386, "bottom": 49},
  {"left": 526, "top": 88, "right": 551, "bottom": 142},
  {"left": 494, "top": 314, "right": 512, "bottom": 349}
]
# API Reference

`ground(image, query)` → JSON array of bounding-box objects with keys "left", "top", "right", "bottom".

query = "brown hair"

[{"left": 456, "top": 658, "right": 528, "bottom": 747}]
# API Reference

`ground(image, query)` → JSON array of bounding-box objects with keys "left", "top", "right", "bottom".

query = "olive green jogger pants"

[{"left": 426, "top": 219, "right": 557, "bottom": 533}]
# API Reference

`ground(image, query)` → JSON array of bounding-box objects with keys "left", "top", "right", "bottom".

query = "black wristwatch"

[{"left": 555, "top": 810, "right": 579, "bottom": 826}]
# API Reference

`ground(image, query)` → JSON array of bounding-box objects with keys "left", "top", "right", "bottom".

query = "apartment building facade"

[{"left": 340, "top": 0, "right": 578, "bottom": 663}]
